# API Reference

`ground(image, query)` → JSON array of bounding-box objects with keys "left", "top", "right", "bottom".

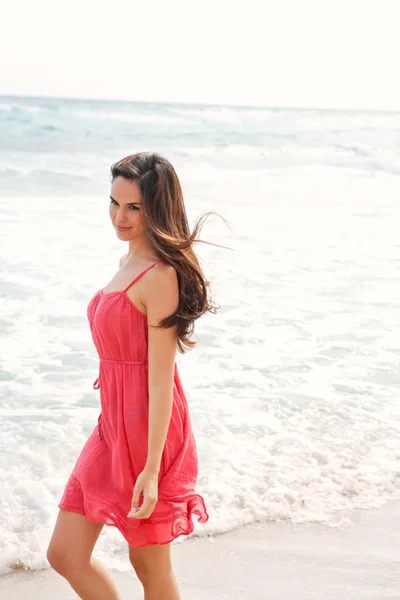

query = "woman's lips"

[{"left": 116, "top": 226, "right": 131, "bottom": 231}]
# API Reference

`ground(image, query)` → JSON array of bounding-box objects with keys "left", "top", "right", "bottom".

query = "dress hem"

[{"left": 58, "top": 479, "right": 209, "bottom": 548}]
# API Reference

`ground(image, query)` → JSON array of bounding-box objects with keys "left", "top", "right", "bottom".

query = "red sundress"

[{"left": 58, "top": 260, "right": 209, "bottom": 547}]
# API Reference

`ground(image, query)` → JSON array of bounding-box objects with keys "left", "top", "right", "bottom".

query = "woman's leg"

[
  {"left": 47, "top": 508, "right": 121, "bottom": 600},
  {"left": 129, "top": 543, "right": 182, "bottom": 600}
]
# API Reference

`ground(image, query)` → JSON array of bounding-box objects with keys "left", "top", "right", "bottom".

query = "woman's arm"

[
  {"left": 127, "top": 263, "right": 179, "bottom": 519},
  {"left": 144, "top": 263, "right": 179, "bottom": 475}
]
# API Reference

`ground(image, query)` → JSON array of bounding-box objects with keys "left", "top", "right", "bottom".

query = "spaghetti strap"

[{"left": 123, "top": 261, "right": 161, "bottom": 292}]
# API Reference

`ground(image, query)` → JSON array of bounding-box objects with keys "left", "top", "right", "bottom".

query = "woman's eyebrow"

[{"left": 109, "top": 195, "right": 143, "bottom": 206}]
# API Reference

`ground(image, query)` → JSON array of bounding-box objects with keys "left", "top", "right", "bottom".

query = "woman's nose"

[{"left": 117, "top": 207, "right": 128, "bottom": 221}]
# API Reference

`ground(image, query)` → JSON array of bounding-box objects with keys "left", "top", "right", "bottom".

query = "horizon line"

[{"left": 1, "top": 92, "right": 400, "bottom": 115}]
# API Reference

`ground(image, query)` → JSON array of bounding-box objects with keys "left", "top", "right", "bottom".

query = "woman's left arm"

[
  {"left": 145, "top": 263, "right": 179, "bottom": 474},
  {"left": 128, "top": 264, "right": 179, "bottom": 519}
]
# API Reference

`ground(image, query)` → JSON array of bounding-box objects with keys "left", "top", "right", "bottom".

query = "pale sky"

[{"left": 0, "top": 0, "right": 399, "bottom": 111}]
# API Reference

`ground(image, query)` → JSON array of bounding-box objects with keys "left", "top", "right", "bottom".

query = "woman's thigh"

[
  {"left": 47, "top": 508, "right": 104, "bottom": 573},
  {"left": 129, "top": 542, "right": 173, "bottom": 573}
]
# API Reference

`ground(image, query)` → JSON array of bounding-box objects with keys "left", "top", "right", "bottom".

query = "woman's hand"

[{"left": 127, "top": 469, "right": 159, "bottom": 520}]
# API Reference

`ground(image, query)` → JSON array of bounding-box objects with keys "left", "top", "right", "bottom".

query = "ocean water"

[{"left": 1, "top": 95, "right": 400, "bottom": 575}]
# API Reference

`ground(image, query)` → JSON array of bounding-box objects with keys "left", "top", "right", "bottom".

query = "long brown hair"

[{"left": 110, "top": 151, "right": 229, "bottom": 353}]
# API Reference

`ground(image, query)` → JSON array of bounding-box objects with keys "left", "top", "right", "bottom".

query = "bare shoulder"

[
  {"left": 147, "top": 261, "right": 178, "bottom": 296},
  {"left": 145, "top": 261, "right": 179, "bottom": 322},
  {"left": 148, "top": 260, "right": 177, "bottom": 284}
]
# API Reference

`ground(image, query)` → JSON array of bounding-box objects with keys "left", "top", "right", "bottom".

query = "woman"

[{"left": 47, "top": 151, "right": 221, "bottom": 600}]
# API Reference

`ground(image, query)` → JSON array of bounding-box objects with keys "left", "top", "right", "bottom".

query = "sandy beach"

[{"left": 0, "top": 500, "right": 398, "bottom": 600}]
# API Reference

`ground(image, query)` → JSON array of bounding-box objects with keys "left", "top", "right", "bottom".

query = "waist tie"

[{"left": 92, "top": 359, "right": 148, "bottom": 440}]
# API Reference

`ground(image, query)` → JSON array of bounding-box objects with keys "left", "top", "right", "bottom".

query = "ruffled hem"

[{"left": 58, "top": 476, "right": 209, "bottom": 548}]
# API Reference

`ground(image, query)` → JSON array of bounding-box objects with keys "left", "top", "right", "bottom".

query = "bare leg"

[
  {"left": 47, "top": 508, "right": 121, "bottom": 600},
  {"left": 129, "top": 543, "right": 182, "bottom": 600}
]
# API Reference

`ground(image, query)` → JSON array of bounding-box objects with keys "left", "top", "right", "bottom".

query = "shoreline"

[{"left": 1, "top": 500, "right": 398, "bottom": 600}]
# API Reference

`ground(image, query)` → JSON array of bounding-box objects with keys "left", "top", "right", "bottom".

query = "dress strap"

[{"left": 123, "top": 261, "right": 161, "bottom": 292}]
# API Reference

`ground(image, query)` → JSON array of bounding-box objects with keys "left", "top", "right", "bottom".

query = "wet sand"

[{"left": 0, "top": 500, "right": 398, "bottom": 600}]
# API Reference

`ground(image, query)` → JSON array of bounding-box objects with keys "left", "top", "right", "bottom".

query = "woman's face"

[{"left": 109, "top": 176, "right": 147, "bottom": 240}]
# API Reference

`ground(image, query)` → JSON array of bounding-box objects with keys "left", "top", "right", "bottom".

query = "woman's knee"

[
  {"left": 47, "top": 508, "right": 103, "bottom": 575},
  {"left": 46, "top": 543, "right": 72, "bottom": 575}
]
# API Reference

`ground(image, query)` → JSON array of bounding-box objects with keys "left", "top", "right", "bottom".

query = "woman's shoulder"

[
  {"left": 148, "top": 260, "right": 177, "bottom": 285},
  {"left": 145, "top": 261, "right": 179, "bottom": 320},
  {"left": 145, "top": 260, "right": 178, "bottom": 297}
]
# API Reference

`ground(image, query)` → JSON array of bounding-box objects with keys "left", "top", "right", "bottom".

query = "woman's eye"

[{"left": 110, "top": 200, "right": 138, "bottom": 211}]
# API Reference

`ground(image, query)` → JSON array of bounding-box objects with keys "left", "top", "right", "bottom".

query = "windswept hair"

[{"left": 110, "top": 151, "right": 229, "bottom": 353}]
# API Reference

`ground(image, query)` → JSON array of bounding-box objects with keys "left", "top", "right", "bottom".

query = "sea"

[{"left": 1, "top": 95, "right": 399, "bottom": 574}]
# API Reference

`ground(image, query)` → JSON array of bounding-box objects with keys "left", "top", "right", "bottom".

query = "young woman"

[{"left": 47, "top": 152, "right": 221, "bottom": 600}]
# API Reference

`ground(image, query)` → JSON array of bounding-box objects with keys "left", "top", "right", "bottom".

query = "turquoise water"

[{"left": 2, "top": 95, "right": 399, "bottom": 197}]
